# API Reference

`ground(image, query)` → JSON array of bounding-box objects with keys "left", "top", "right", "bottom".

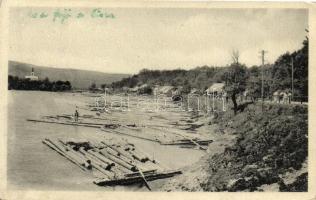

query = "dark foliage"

[
  {"left": 279, "top": 173, "right": 308, "bottom": 192},
  {"left": 222, "top": 63, "right": 248, "bottom": 114},
  {"left": 8, "top": 76, "right": 72, "bottom": 91},
  {"left": 204, "top": 104, "right": 308, "bottom": 191},
  {"left": 110, "top": 39, "right": 308, "bottom": 102}
]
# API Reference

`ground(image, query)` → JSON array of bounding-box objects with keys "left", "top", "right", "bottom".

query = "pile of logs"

[
  {"left": 42, "top": 138, "right": 181, "bottom": 187},
  {"left": 30, "top": 114, "right": 213, "bottom": 150}
]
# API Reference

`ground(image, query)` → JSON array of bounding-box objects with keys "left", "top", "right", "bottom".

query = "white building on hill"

[{"left": 25, "top": 68, "right": 39, "bottom": 81}]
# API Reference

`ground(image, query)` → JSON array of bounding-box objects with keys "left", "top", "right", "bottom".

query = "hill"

[{"left": 8, "top": 61, "right": 130, "bottom": 89}]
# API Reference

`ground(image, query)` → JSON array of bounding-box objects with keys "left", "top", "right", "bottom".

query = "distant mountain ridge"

[{"left": 8, "top": 61, "right": 130, "bottom": 89}]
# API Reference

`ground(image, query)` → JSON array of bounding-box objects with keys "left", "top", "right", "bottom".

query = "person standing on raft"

[{"left": 74, "top": 107, "right": 79, "bottom": 122}]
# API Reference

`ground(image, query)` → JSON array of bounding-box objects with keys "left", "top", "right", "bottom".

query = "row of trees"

[
  {"left": 110, "top": 39, "right": 308, "bottom": 108},
  {"left": 8, "top": 76, "right": 72, "bottom": 91},
  {"left": 246, "top": 39, "right": 308, "bottom": 102}
]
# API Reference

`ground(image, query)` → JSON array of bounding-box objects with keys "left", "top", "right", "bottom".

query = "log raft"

[
  {"left": 30, "top": 117, "right": 212, "bottom": 149},
  {"left": 42, "top": 138, "right": 181, "bottom": 187}
]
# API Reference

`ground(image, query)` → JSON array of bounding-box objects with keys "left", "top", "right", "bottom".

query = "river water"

[{"left": 7, "top": 91, "right": 204, "bottom": 191}]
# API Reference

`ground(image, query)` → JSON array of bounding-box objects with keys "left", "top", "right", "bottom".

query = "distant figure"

[
  {"left": 74, "top": 109, "right": 79, "bottom": 122},
  {"left": 288, "top": 92, "right": 292, "bottom": 104},
  {"left": 280, "top": 92, "right": 288, "bottom": 104}
]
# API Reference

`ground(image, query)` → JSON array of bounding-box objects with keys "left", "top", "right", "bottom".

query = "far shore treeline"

[
  {"left": 8, "top": 38, "right": 307, "bottom": 101},
  {"left": 8, "top": 76, "right": 72, "bottom": 91},
  {"left": 109, "top": 39, "right": 308, "bottom": 102}
]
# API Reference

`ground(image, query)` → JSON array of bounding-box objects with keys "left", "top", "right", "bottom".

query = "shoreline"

[{"left": 160, "top": 102, "right": 308, "bottom": 192}]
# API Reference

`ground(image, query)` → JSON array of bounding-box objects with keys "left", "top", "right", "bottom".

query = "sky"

[{"left": 9, "top": 8, "right": 308, "bottom": 74}]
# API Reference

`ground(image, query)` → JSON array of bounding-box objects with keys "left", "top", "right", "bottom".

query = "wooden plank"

[
  {"left": 160, "top": 140, "right": 213, "bottom": 146},
  {"left": 138, "top": 168, "right": 152, "bottom": 191},
  {"left": 100, "top": 128, "right": 159, "bottom": 143},
  {"left": 93, "top": 170, "right": 182, "bottom": 186},
  {"left": 27, "top": 119, "right": 101, "bottom": 128},
  {"left": 148, "top": 126, "right": 208, "bottom": 150},
  {"left": 124, "top": 170, "right": 157, "bottom": 177}
]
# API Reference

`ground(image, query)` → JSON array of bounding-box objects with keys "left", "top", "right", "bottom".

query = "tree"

[
  {"left": 64, "top": 81, "right": 72, "bottom": 90},
  {"left": 89, "top": 82, "right": 97, "bottom": 92},
  {"left": 270, "top": 39, "right": 308, "bottom": 101},
  {"left": 223, "top": 63, "right": 248, "bottom": 114},
  {"left": 101, "top": 84, "right": 107, "bottom": 90}
]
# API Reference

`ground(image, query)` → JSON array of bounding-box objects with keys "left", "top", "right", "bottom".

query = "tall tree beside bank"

[
  {"left": 270, "top": 39, "right": 308, "bottom": 101},
  {"left": 246, "top": 66, "right": 261, "bottom": 102},
  {"left": 223, "top": 63, "right": 248, "bottom": 114}
]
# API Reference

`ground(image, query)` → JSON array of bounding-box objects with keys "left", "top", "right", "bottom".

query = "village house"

[
  {"left": 154, "top": 85, "right": 175, "bottom": 97},
  {"left": 205, "top": 83, "right": 225, "bottom": 97},
  {"left": 172, "top": 86, "right": 183, "bottom": 96},
  {"left": 189, "top": 88, "right": 200, "bottom": 95},
  {"left": 129, "top": 84, "right": 151, "bottom": 94}
]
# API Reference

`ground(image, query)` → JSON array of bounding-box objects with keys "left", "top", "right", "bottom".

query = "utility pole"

[
  {"left": 260, "top": 50, "right": 267, "bottom": 111},
  {"left": 291, "top": 57, "right": 294, "bottom": 99}
]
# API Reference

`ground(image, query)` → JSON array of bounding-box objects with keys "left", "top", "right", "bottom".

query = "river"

[{"left": 7, "top": 90, "right": 204, "bottom": 191}]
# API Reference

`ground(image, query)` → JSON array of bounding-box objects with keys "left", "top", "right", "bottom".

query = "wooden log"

[
  {"left": 124, "top": 170, "right": 157, "bottom": 177},
  {"left": 58, "top": 139, "right": 90, "bottom": 161},
  {"left": 129, "top": 148, "right": 151, "bottom": 163},
  {"left": 78, "top": 148, "right": 113, "bottom": 171},
  {"left": 86, "top": 150, "right": 115, "bottom": 167},
  {"left": 49, "top": 139, "right": 83, "bottom": 163},
  {"left": 121, "top": 124, "right": 142, "bottom": 131},
  {"left": 148, "top": 126, "right": 208, "bottom": 150},
  {"left": 103, "top": 146, "right": 120, "bottom": 157},
  {"left": 102, "top": 147, "right": 135, "bottom": 165},
  {"left": 110, "top": 163, "right": 132, "bottom": 174},
  {"left": 160, "top": 139, "right": 213, "bottom": 146},
  {"left": 178, "top": 139, "right": 213, "bottom": 143},
  {"left": 27, "top": 119, "right": 101, "bottom": 128},
  {"left": 43, "top": 139, "right": 87, "bottom": 171},
  {"left": 102, "top": 147, "right": 141, "bottom": 169},
  {"left": 60, "top": 144, "right": 114, "bottom": 178},
  {"left": 137, "top": 168, "right": 152, "bottom": 191},
  {"left": 100, "top": 128, "right": 159, "bottom": 143},
  {"left": 54, "top": 139, "right": 91, "bottom": 167},
  {"left": 90, "top": 162, "right": 114, "bottom": 179},
  {"left": 56, "top": 115, "right": 72, "bottom": 119},
  {"left": 99, "top": 149, "right": 137, "bottom": 172},
  {"left": 129, "top": 152, "right": 147, "bottom": 163},
  {"left": 94, "top": 170, "right": 182, "bottom": 186},
  {"left": 100, "top": 142, "right": 136, "bottom": 162},
  {"left": 132, "top": 148, "right": 155, "bottom": 163}
]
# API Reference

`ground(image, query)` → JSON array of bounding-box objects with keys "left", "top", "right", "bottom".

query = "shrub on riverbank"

[
  {"left": 204, "top": 103, "right": 308, "bottom": 191},
  {"left": 164, "top": 103, "right": 308, "bottom": 192}
]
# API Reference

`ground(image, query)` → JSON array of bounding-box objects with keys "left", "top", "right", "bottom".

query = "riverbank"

[{"left": 162, "top": 102, "right": 308, "bottom": 191}]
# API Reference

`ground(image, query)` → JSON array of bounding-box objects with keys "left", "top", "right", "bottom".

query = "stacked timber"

[
  {"left": 42, "top": 138, "right": 181, "bottom": 187},
  {"left": 31, "top": 115, "right": 212, "bottom": 150}
]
